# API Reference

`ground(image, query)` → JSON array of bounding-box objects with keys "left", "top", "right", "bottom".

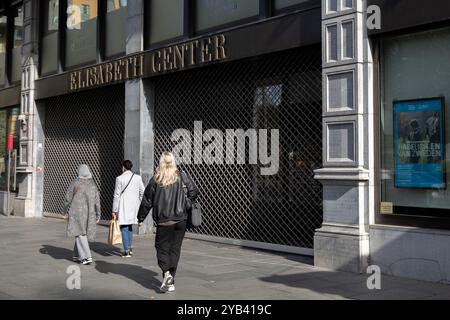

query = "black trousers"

[{"left": 155, "top": 220, "right": 187, "bottom": 278}]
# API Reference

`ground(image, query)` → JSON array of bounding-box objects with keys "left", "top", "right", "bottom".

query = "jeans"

[
  {"left": 120, "top": 225, "right": 133, "bottom": 252},
  {"left": 155, "top": 220, "right": 187, "bottom": 278}
]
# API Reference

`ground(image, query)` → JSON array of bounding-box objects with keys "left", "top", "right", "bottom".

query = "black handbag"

[
  {"left": 189, "top": 200, "right": 202, "bottom": 228},
  {"left": 180, "top": 171, "right": 202, "bottom": 228}
]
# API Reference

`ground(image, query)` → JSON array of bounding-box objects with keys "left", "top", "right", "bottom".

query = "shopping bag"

[{"left": 108, "top": 217, "right": 122, "bottom": 245}]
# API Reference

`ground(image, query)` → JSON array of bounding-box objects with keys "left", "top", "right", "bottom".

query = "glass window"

[
  {"left": 105, "top": 0, "right": 127, "bottom": 57},
  {"left": 380, "top": 27, "right": 450, "bottom": 218},
  {"left": 148, "top": 0, "right": 183, "bottom": 45},
  {"left": 65, "top": 0, "right": 98, "bottom": 68},
  {"left": 41, "top": 0, "right": 59, "bottom": 74},
  {"left": 11, "top": 5, "right": 23, "bottom": 83},
  {"left": 274, "top": 0, "right": 311, "bottom": 11},
  {"left": 0, "top": 15, "right": 6, "bottom": 86},
  {"left": 196, "top": 0, "right": 259, "bottom": 32},
  {"left": 0, "top": 107, "right": 19, "bottom": 191}
]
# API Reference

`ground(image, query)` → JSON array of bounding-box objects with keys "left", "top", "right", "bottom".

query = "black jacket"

[{"left": 137, "top": 171, "right": 199, "bottom": 224}]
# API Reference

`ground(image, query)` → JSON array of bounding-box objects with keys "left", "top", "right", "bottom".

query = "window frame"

[
  {"left": 103, "top": 0, "right": 128, "bottom": 60},
  {"left": 193, "top": 0, "right": 261, "bottom": 36},
  {"left": 374, "top": 22, "right": 450, "bottom": 230},
  {"left": 0, "top": 1, "right": 23, "bottom": 88},
  {"left": 39, "top": 0, "right": 60, "bottom": 77},
  {"left": 63, "top": 0, "right": 100, "bottom": 71}
]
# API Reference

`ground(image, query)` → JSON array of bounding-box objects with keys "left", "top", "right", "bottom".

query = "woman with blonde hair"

[{"left": 138, "top": 152, "right": 199, "bottom": 293}]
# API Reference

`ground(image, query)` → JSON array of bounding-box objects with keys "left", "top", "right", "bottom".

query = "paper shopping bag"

[{"left": 108, "top": 217, "right": 122, "bottom": 245}]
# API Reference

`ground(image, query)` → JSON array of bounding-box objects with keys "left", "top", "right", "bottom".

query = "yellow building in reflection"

[{"left": 67, "top": 0, "right": 98, "bottom": 25}]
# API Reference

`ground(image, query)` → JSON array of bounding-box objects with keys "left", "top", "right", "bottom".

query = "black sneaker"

[
  {"left": 121, "top": 251, "right": 132, "bottom": 258},
  {"left": 72, "top": 256, "right": 79, "bottom": 262},
  {"left": 81, "top": 259, "right": 91, "bottom": 265},
  {"left": 129, "top": 249, "right": 133, "bottom": 257}
]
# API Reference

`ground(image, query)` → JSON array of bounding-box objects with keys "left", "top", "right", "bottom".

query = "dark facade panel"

[
  {"left": 35, "top": 8, "right": 321, "bottom": 100},
  {"left": 0, "top": 85, "right": 20, "bottom": 108},
  {"left": 368, "top": 0, "right": 450, "bottom": 35}
]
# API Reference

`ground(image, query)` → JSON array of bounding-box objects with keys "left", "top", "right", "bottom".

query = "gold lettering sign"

[
  {"left": 69, "top": 34, "right": 227, "bottom": 91},
  {"left": 69, "top": 54, "right": 145, "bottom": 91},
  {"left": 149, "top": 35, "right": 227, "bottom": 74}
]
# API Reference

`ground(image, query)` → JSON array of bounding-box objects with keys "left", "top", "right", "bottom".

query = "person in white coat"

[{"left": 112, "top": 160, "right": 145, "bottom": 258}]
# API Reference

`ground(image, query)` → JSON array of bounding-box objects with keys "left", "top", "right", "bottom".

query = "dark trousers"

[{"left": 155, "top": 220, "right": 187, "bottom": 278}]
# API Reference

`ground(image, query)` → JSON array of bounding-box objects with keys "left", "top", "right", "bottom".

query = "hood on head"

[{"left": 78, "top": 164, "right": 93, "bottom": 179}]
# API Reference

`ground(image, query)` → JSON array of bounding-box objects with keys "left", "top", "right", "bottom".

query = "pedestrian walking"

[
  {"left": 64, "top": 164, "right": 101, "bottom": 265},
  {"left": 138, "top": 152, "right": 199, "bottom": 293},
  {"left": 112, "top": 160, "right": 145, "bottom": 258}
]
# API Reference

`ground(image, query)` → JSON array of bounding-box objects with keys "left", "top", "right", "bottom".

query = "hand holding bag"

[{"left": 108, "top": 216, "right": 122, "bottom": 245}]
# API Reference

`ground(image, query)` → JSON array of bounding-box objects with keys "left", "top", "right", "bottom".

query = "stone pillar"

[
  {"left": 314, "top": 0, "right": 374, "bottom": 273},
  {"left": 126, "top": 0, "right": 154, "bottom": 234},
  {"left": 14, "top": 0, "right": 41, "bottom": 218}
]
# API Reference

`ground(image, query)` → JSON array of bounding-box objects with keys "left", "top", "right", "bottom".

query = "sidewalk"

[{"left": 0, "top": 215, "right": 449, "bottom": 300}]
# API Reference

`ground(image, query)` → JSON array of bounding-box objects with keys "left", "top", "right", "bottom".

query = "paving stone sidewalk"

[{"left": 0, "top": 215, "right": 449, "bottom": 300}]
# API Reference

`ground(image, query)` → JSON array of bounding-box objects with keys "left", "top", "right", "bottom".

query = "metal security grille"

[
  {"left": 153, "top": 46, "right": 323, "bottom": 249},
  {"left": 43, "top": 85, "right": 125, "bottom": 221}
]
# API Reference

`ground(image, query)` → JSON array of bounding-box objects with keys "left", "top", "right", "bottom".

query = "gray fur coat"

[{"left": 65, "top": 178, "right": 101, "bottom": 241}]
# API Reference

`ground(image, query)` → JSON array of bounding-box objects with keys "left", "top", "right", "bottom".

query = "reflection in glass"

[
  {"left": 0, "top": 107, "right": 19, "bottom": 191},
  {"left": 66, "top": 0, "right": 98, "bottom": 68},
  {"left": 0, "top": 16, "right": 6, "bottom": 86},
  {"left": 11, "top": 6, "right": 23, "bottom": 83},
  {"left": 381, "top": 27, "right": 450, "bottom": 216},
  {"left": 106, "top": 0, "right": 127, "bottom": 57},
  {"left": 149, "top": 0, "right": 183, "bottom": 45},
  {"left": 41, "top": 0, "right": 59, "bottom": 74},
  {"left": 196, "top": 0, "right": 259, "bottom": 31},
  {"left": 274, "top": 0, "right": 310, "bottom": 10}
]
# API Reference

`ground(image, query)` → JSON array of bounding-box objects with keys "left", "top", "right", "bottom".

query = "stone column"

[
  {"left": 314, "top": 0, "right": 375, "bottom": 273},
  {"left": 126, "top": 0, "right": 154, "bottom": 234},
  {"left": 14, "top": 0, "right": 41, "bottom": 218}
]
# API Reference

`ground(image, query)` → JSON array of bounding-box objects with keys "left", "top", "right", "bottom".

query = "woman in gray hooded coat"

[{"left": 64, "top": 164, "right": 101, "bottom": 265}]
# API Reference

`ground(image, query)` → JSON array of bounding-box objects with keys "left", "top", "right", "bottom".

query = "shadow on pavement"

[
  {"left": 237, "top": 245, "right": 314, "bottom": 266},
  {"left": 39, "top": 245, "right": 73, "bottom": 262},
  {"left": 90, "top": 242, "right": 122, "bottom": 257},
  {"left": 258, "top": 271, "right": 372, "bottom": 299},
  {"left": 95, "top": 260, "right": 161, "bottom": 294}
]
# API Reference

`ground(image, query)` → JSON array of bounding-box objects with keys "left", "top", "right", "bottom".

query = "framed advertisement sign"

[{"left": 394, "top": 97, "right": 446, "bottom": 189}]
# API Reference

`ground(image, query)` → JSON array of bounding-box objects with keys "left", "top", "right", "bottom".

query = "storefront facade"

[
  {"left": 316, "top": 0, "right": 450, "bottom": 282},
  {"left": 0, "top": 0, "right": 324, "bottom": 256},
  {"left": 1, "top": 0, "right": 450, "bottom": 283}
]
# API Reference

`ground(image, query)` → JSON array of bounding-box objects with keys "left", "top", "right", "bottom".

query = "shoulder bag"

[
  {"left": 180, "top": 171, "right": 202, "bottom": 228},
  {"left": 121, "top": 173, "right": 135, "bottom": 196}
]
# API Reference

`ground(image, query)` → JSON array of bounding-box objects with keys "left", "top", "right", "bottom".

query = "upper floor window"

[
  {"left": 195, "top": 0, "right": 259, "bottom": 32},
  {"left": 65, "top": 0, "right": 98, "bottom": 68},
  {"left": 147, "top": 0, "right": 183, "bottom": 46},
  {"left": 0, "top": 15, "right": 6, "bottom": 86},
  {"left": 105, "top": 0, "right": 127, "bottom": 57},
  {"left": 41, "top": 0, "right": 59, "bottom": 75},
  {"left": 274, "top": 0, "right": 312, "bottom": 11},
  {"left": 11, "top": 5, "right": 23, "bottom": 83}
]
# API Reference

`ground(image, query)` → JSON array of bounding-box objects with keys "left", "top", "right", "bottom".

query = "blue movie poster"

[{"left": 394, "top": 98, "right": 445, "bottom": 189}]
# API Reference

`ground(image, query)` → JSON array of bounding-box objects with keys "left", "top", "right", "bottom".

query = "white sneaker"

[
  {"left": 160, "top": 283, "right": 168, "bottom": 293},
  {"left": 164, "top": 271, "right": 174, "bottom": 285},
  {"left": 168, "top": 284, "right": 175, "bottom": 292},
  {"left": 160, "top": 271, "right": 174, "bottom": 293}
]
